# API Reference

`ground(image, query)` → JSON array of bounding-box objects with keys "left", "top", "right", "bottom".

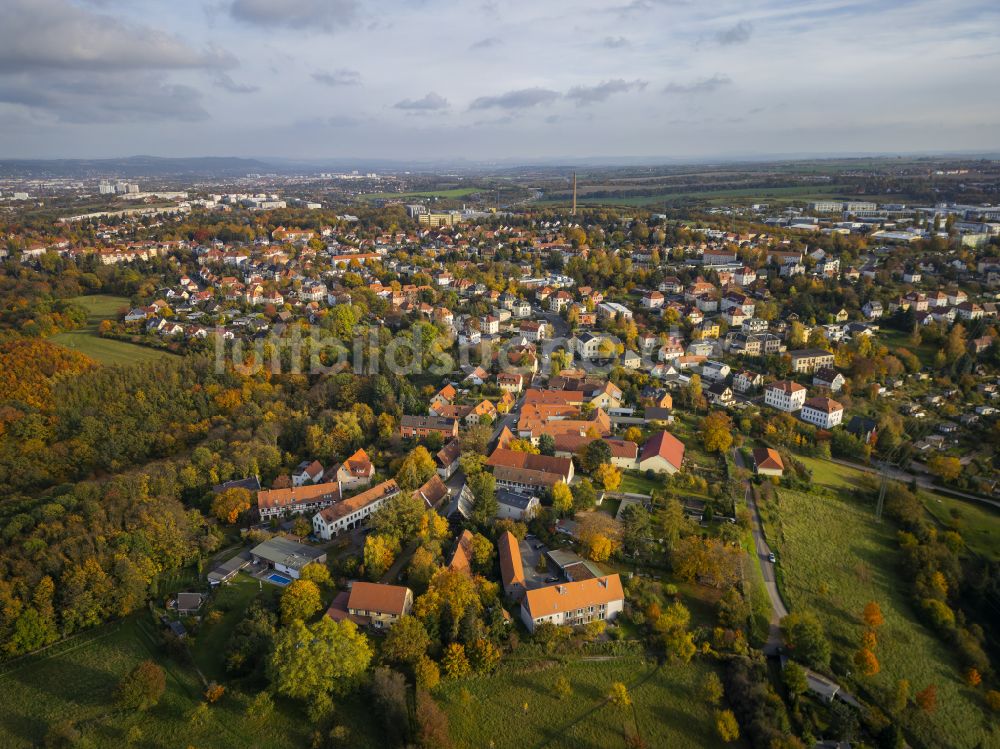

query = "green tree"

[
  {"left": 581, "top": 439, "right": 612, "bottom": 472},
  {"left": 780, "top": 611, "right": 831, "bottom": 669},
  {"left": 700, "top": 671, "right": 724, "bottom": 705},
  {"left": 268, "top": 618, "right": 373, "bottom": 703},
  {"left": 468, "top": 470, "right": 498, "bottom": 526},
  {"left": 538, "top": 433, "right": 556, "bottom": 456},
  {"left": 381, "top": 615, "right": 431, "bottom": 664},
  {"left": 783, "top": 662, "right": 808, "bottom": 699},
  {"left": 572, "top": 478, "right": 598, "bottom": 511}
]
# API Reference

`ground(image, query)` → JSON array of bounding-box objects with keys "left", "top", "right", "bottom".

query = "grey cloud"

[
  {"left": 602, "top": 36, "right": 630, "bottom": 48},
  {"left": 470, "top": 88, "right": 560, "bottom": 110},
  {"left": 312, "top": 69, "right": 362, "bottom": 86},
  {"left": 394, "top": 92, "right": 449, "bottom": 111},
  {"left": 230, "top": 0, "right": 359, "bottom": 32},
  {"left": 470, "top": 37, "right": 502, "bottom": 50},
  {"left": 0, "top": 0, "right": 234, "bottom": 73},
  {"left": 715, "top": 21, "right": 753, "bottom": 45},
  {"left": 662, "top": 74, "right": 732, "bottom": 94},
  {"left": 566, "top": 79, "right": 646, "bottom": 106},
  {"left": 213, "top": 73, "right": 259, "bottom": 94},
  {"left": 0, "top": 71, "right": 208, "bottom": 123}
]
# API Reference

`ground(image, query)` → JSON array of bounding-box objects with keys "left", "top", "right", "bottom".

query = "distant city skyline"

[{"left": 2, "top": 0, "right": 999, "bottom": 160}]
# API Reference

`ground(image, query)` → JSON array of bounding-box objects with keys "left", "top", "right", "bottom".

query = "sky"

[{"left": 1, "top": 0, "right": 999, "bottom": 162}]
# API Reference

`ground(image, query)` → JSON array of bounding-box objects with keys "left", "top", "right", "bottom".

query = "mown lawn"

[
  {"left": 618, "top": 471, "right": 661, "bottom": 496},
  {"left": 438, "top": 656, "right": 729, "bottom": 749},
  {"left": 762, "top": 486, "right": 997, "bottom": 748},
  {"left": 50, "top": 294, "right": 176, "bottom": 366}
]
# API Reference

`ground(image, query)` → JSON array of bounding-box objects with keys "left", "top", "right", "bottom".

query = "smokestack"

[{"left": 571, "top": 172, "right": 577, "bottom": 216}]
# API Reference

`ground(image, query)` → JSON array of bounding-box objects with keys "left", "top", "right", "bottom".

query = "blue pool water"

[{"left": 267, "top": 573, "right": 292, "bottom": 585}]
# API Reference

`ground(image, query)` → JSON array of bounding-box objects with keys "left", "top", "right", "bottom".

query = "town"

[{"left": 0, "top": 155, "right": 998, "bottom": 749}]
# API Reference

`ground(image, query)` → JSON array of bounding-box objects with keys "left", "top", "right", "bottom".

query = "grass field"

[
  {"left": 761, "top": 485, "right": 997, "bottom": 748},
  {"left": 0, "top": 576, "right": 385, "bottom": 749},
  {"left": 363, "top": 187, "right": 482, "bottom": 201},
  {"left": 618, "top": 471, "right": 661, "bottom": 496},
  {"left": 919, "top": 490, "right": 1000, "bottom": 561},
  {"left": 796, "top": 455, "right": 1000, "bottom": 560},
  {"left": 438, "top": 656, "right": 728, "bottom": 749},
  {"left": 50, "top": 294, "right": 176, "bottom": 366}
]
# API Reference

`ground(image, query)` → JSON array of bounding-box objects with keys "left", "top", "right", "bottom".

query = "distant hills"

[{"left": 0, "top": 155, "right": 273, "bottom": 179}]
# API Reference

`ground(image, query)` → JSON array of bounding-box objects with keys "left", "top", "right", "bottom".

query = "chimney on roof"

[
  {"left": 557, "top": 585, "right": 565, "bottom": 594},
  {"left": 598, "top": 578, "right": 607, "bottom": 588}
]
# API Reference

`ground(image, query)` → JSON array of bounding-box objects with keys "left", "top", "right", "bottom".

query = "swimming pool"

[{"left": 267, "top": 573, "right": 292, "bottom": 585}]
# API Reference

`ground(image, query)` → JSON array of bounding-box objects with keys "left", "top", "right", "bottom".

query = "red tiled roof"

[{"left": 639, "top": 431, "right": 685, "bottom": 470}]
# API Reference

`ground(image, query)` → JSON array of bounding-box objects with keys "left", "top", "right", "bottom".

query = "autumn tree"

[
  {"left": 594, "top": 463, "right": 622, "bottom": 492},
  {"left": 415, "top": 655, "right": 441, "bottom": 691},
  {"left": 442, "top": 642, "right": 471, "bottom": 679},
  {"left": 653, "top": 601, "right": 696, "bottom": 663},
  {"left": 364, "top": 534, "right": 400, "bottom": 580},
  {"left": 280, "top": 579, "right": 322, "bottom": 624},
  {"left": 415, "top": 689, "right": 452, "bottom": 749},
  {"left": 211, "top": 487, "right": 253, "bottom": 524},
  {"left": 608, "top": 681, "right": 631, "bottom": 710},
  {"left": 700, "top": 671, "right": 724, "bottom": 705},
  {"left": 701, "top": 411, "right": 734, "bottom": 454},
  {"left": 715, "top": 710, "right": 740, "bottom": 743},
  {"left": 927, "top": 455, "right": 962, "bottom": 483},
  {"left": 853, "top": 647, "right": 880, "bottom": 676},
  {"left": 915, "top": 684, "right": 938, "bottom": 713},
  {"left": 551, "top": 481, "right": 574, "bottom": 516},
  {"left": 862, "top": 601, "right": 884, "bottom": 629},
  {"left": 116, "top": 660, "right": 166, "bottom": 711}
]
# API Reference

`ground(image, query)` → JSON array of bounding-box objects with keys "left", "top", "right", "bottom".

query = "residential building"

[
  {"left": 343, "top": 582, "right": 413, "bottom": 629},
  {"left": 498, "top": 531, "right": 526, "bottom": 598},
  {"left": 800, "top": 396, "right": 844, "bottom": 429},
  {"left": 335, "top": 448, "right": 375, "bottom": 491},
  {"left": 765, "top": 380, "right": 807, "bottom": 412},
  {"left": 497, "top": 489, "right": 541, "bottom": 521},
  {"left": 752, "top": 448, "right": 784, "bottom": 477},
  {"left": 256, "top": 482, "right": 341, "bottom": 520},
  {"left": 813, "top": 367, "right": 845, "bottom": 392},
  {"left": 400, "top": 415, "right": 459, "bottom": 440},
  {"left": 436, "top": 439, "right": 462, "bottom": 479},
  {"left": 519, "top": 575, "right": 625, "bottom": 633},
  {"left": 637, "top": 431, "right": 685, "bottom": 474},
  {"left": 311, "top": 480, "right": 401, "bottom": 540},
  {"left": 292, "top": 460, "right": 324, "bottom": 487},
  {"left": 486, "top": 449, "right": 575, "bottom": 492},
  {"left": 789, "top": 348, "right": 835, "bottom": 374}
]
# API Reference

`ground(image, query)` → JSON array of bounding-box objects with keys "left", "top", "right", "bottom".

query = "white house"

[
  {"left": 800, "top": 396, "right": 844, "bottom": 429},
  {"left": 765, "top": 380, "right": 807, "bottom": 412},
  {"left": 312, "top": 480, "right": 400, "bottom": 540},
  {"left": 519, "top": 575, "right": 625, "bottom": 633}
]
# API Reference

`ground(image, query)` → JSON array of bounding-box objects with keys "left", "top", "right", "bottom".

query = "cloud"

[
  {"left": 0, "top": 71, "right": 208, "bottom": 123},
  {"left": 229, "top": 0, "right": 360, "bottom": 32},
  {"left": 394, "top": 92, "right": 449, "bottom": 111},
  {"left": 213, "top": 73, "right": 259, "bottom": 94},
  {"left": 470, "top": 37, "right": 502, "bottom": 50},
  {"left": 0, "top": 0, "right": 234, "bottom": 73},
  {"left": 602, "top": 36, "right": 630, "bottom": 48},
  {"left": 470, "top": 88, "right": 560, "bottom": 110},
  {"left": 662, "top": 74, "right": 732, "bottom": 94},
  {"left": 566, "top": 79, "right": 646, "bottom": 106},
  {"left": 312, "top": 69, "right": 361, "bottom": 86},
  {"left": 715, "top": 20, "right": 753, "bottom": 45}
]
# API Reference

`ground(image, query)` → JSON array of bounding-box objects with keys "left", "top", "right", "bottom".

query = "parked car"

[{"left": 768, "top": 552, "right": 777, "bottom": 563}]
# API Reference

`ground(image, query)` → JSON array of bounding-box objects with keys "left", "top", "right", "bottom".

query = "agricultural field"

[
  {"left": 437, "top": 655, "right": 729, "bottom": 749},
  {"left": 760, "top": 485, "right": 998, "bottom": 748},
  {"left": 536, "top": 184, "right": 850, "bottom": 208},
  {"left": 50, "top": 294, "right": 176, "bottom": 366}
]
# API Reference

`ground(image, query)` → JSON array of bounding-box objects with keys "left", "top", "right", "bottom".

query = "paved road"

[{"left": 826, "top": 456, "right": 1000, "bottom": 510}]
